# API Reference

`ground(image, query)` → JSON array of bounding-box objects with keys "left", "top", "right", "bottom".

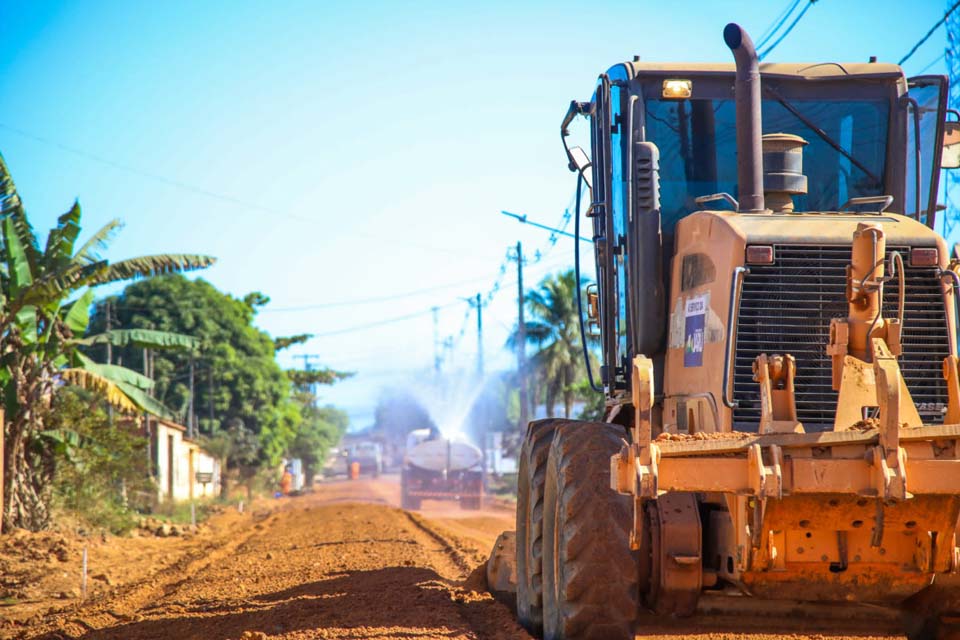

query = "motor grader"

[{"left": 490, "top": 22, "right": 960, "bottom": 640}]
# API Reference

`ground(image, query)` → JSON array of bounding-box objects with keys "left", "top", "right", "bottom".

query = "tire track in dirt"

[
  {"left": 18, "top": 486, "right": 531, "bottom": 640},
  {"left": 25, "top": 508, "right": 276, "bottom": 638},
  {"left": 402, "top": 510, "right": 476, "bottom": 575}
]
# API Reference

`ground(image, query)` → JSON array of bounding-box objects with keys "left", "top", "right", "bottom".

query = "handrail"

[
  {"left": 695, "top": 192, "right": 739, "bottom": 211},
  {"left": 939, "top": 267, "right": 960, "bottom": 356},
  {"left": 839, "top": 195, "right": 894, "bottom": 213},
  {"left": 723, "top": 266, "right": 750, "bottom": 409}
]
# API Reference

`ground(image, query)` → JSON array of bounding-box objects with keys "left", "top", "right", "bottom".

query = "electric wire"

[
  {"left": 915, "top": 51, "right": 947, "bottom": 75},
  {"left": 758, "top": 0, "right": 818, "bottom": 61},
  {"left": 899, "top": 0, "right": 960, "bottom": 66},
  {"left": 310, "top": 301, "right": 460, "bottom": 339},
  {"left": 0, "top": 122, "right": 490, "bottom": 261},
  {"left": 756, "top": 0, "right": 802, "bottom": 52}
]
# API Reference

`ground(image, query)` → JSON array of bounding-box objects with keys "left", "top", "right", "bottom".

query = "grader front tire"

[
  {"left": 516, "top": 419, "right": 566, "bottom": 635},
  {"left": 541, "top": 421, "right": 638, "bottom": 640}
]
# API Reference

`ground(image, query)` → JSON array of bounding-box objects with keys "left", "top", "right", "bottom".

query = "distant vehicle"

[
  {"left": 346, "top": 441, "right": 383, "bottom": 477},
  {"left": 401, "top": 428, "right": 483, "bottom": 510},
  {"left": 320, "top": 447, "right": 343, "bottom": 478}
]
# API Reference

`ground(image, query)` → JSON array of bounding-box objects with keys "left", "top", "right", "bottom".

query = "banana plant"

[{"left": 0, "top": 153, "right": 215, "bottom": 531}]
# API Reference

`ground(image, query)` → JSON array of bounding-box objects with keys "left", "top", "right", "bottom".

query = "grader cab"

[{"left": 502, "top": 22, "right": 960, "bottom": 640}]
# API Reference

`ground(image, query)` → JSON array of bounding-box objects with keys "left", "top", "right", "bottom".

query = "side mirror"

[
  {"left": 567, "top": 146, "right": 593, "bottom": 190},
  {"left": 943, "top": 121, "right": 960, "bottom": 169}
]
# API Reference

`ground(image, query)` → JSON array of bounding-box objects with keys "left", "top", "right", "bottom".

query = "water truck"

[{"left": 401, "top": 427, "right": 484, "bottom": 510}]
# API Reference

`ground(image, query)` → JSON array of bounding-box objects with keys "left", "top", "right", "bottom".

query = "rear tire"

[
  {"left": 516, "top": 419, "right": 566, "bottom": 635},
  {"left": 903, "top": 609, "right": 960, "bottom": 640},
  {"left": 542, "top": 421, "right": 638, "bottom": 640}
]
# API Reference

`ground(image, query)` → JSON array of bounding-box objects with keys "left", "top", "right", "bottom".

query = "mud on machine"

[{"left": 486, "top": 21, "right": 960, "bottom": 640}]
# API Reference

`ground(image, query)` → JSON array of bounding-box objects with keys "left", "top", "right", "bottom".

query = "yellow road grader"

[{"left": 489, "top": 22, "right": 960, "bottom": 640}]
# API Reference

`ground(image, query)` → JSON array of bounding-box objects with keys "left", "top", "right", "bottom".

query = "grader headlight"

[{"left": 662, "top": 79, "right": 693, "bottom": 99}]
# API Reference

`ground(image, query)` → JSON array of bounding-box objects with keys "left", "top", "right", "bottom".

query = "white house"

[{"left": 151, "top": 419, "right": 221, "bottom": 503}]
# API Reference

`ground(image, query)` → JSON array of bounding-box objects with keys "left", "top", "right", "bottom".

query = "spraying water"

[{"left": 405, "top": 369, "right": 490, "bottom": 446}]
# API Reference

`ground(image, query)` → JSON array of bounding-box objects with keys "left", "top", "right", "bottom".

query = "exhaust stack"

[{"left": 723, "top": 23, "right": 766, "bottom": 213}]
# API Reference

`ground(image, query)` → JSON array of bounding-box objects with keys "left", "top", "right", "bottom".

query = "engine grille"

[{"left": 732, "top": 245, "right": 950, "bottom": 431}]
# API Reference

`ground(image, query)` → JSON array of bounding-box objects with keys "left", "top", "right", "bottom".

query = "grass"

[{"left": 150, "top": 499, "right": 217, "bottom": 526}]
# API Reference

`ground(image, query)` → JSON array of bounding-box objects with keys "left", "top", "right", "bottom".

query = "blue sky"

[{"left": 0, "top": 0, "right": 953, "bottom": 428}]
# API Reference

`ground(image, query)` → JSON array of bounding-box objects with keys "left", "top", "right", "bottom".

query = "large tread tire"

[
  {"left": 542, "top": 421, "right": 638, "bottom": 640},
  {"left": 516, "top": 419, "right": 569, "bottom": 635}
]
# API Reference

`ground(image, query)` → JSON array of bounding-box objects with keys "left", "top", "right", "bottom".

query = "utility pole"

[
  {"left": 105, "top": 300, "right": 112, "bottom": 365},
  {"left": 143, "top": 347, "right": 153, "bottom": 478},
  {"left": 208, "top": 367, "right": 214, "bottom": 427},
  {"left": 432, "top": 306, "right": 441, "bottom": 377},
  {"left": 105, "top": 300, "right": 113, "bottom": 425},
  {"left": 294, "top": 354, "right": 323, "bottom": 403},
  {"left": 188, "top": 355, "right": 195, "bottom": 438},
  {"left": 475, "top": 293, "right": 483, "bottom": 378},
  {"left": 511, "top": 242, "right": 529, "bottom": 431}
]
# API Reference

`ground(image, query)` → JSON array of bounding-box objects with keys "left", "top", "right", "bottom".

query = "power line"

[
  {"left": 756, "top": 0, "right": 802, "bottom": 52},
  {"left": 310, "top": 301, "right": 460, "bottom": 339},
  {"left": 899, "top": 0, "right": 960, "bottom": 65},
  {"left": 758, "top": 0, "right": 818, "bottom": 61},
  {"left": 501, "top": 210, "right": 592, "bottom": 243},
  {"left": 915, "top": 51, "right": 947, "bottom": 74},
  {"left": 0, "top": 122, "right": 493, "bottom": 261},
  {"left": 261, "top": 272, "right": 514, "bottom": 312}
]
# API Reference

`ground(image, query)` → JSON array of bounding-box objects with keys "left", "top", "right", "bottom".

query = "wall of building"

[{"left": 153, "top": 419, "right": 221, "bottom": 503}]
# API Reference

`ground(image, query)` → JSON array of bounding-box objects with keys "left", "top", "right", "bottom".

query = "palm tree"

[
  {"left": 0, "top": 153, "right": 214, "bottom": 531},
  {"left": 513, "top": 269, "right": 590, "bottom": 419}
]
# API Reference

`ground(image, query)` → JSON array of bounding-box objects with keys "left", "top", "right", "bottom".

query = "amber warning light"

[
  {"left": 662, "top": 79, "right": 692, "bottom": 99},
  {"left": 745, "top": 245, "right": 774, "bottom": 265}
]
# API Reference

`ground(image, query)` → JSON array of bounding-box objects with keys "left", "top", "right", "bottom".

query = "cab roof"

[{"left": 618, "top": 61, "right": 904, "bottom": 82}]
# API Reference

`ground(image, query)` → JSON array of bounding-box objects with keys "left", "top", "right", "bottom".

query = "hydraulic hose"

[{"left": 574, "top": 171, "right": 604, "bottom": 393}]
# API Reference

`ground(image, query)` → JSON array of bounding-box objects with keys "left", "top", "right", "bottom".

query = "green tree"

[
  {"left": 89, "top": 276, "right": 293, "bottom": 461},
  {"left": 0, "top": 154, "right": 214, "bottom": 531},
  {"left": 288, "top": 392, "right": 348, "bottom": 485},
  {"left": 48, "top": 387, "right": 153, "bottom": 534},
  {"left": 513, "top": 269, "right": 590, "bottom": 418}
]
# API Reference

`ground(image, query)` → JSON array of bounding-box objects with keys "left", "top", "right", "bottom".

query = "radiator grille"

[{"left": 732, "top": 245, "right": 950, "bottom": 431}]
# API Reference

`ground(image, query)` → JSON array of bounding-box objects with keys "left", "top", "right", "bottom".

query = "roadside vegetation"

[
  {"left": 514, "top": 269, "right": 603, "bottom": 421},
  {"left": 0, "top": 154, "right": 350, "bottom": 534}
]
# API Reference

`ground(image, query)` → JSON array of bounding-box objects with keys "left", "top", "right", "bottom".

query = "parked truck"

[
  {"left": 345, "top": 441, "right": 383, "bottom": 478},
  {"left": 492, "top": 22, "right": 960, "bottom": 640},
  {"left": 401, "top": 427, "right": 484, "bottom": 510}
]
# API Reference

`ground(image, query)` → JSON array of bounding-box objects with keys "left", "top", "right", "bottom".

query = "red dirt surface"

[{"left": 0, "top": 476, "right": 908, "bottom": 640}]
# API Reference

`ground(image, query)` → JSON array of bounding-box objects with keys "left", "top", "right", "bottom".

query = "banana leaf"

[
  {"left": 4, "top": 215, "right": 33, "bottom": 297},
  {"left": 59, "top": 368, "right": 141, "bottom": 414},
  {"left": 115, "top": 380, "right": 175, "bottom": 420},
  {"left": 72, "top": 219, "right": 122, "bottom": 265},
  {"left": 43, "top": 203, "right": 82, "bottom": 271},
  {"left": 89, "top": 254, "right": 216, "bottom": 285},
  {"left": 75, "top": 328, "right": 200, "bottom": 351},
  {"left": 61, "top": 289, "right": 95, "bottom": 334},
  {"left": 74, "top": 352, "right": 154, "bottom": 390}
]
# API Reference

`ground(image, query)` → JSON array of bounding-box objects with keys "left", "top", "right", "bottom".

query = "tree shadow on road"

[{"left": 39, "top": 566, "right": 528, "bottom": 640}]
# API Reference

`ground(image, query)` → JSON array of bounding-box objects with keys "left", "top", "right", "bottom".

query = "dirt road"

[{"left": 5, "top": 476, "right": 909, "bottom": 640}]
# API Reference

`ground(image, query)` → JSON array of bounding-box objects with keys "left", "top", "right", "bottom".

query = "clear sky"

[{"left": 0, "top": 0, "right": 952, "bottom": 428}]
